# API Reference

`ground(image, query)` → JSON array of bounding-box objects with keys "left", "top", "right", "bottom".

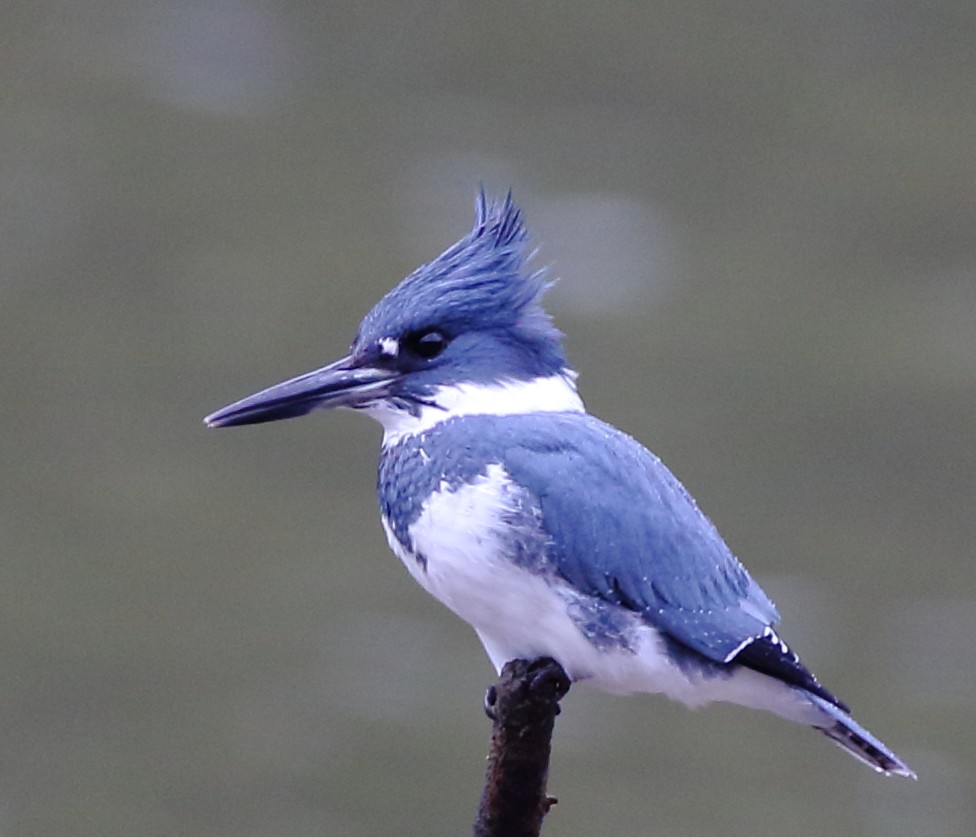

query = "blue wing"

[{"left": 491, "top": 412, "right": 780, "bottom": 663}]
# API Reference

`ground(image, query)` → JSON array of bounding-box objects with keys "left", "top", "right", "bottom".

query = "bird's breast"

[
  {"left": 376, "top": 439, "right": 685, "bottom": 688},
  {"left": 380, "top": 462, "right": 553, "bottom": 613}
]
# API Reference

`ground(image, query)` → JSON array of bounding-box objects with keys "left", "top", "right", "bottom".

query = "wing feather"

[{"left": 491, "top": 413, "right": 781, "bottom": 663}]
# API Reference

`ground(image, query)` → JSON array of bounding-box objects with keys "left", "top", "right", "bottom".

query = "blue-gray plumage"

[{"left": 205, "top": 190, "right": 914, "bottom": 778}]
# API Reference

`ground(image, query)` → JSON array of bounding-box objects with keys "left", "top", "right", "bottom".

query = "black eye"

[{"left": 405, "top": 328, "right": 448, "bottom": 360}]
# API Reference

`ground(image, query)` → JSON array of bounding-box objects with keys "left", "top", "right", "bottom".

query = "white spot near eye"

[{"left": 379, "top": 337, "right": 399, "bottom": 357}]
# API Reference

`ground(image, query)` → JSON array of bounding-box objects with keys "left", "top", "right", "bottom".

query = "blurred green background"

[{"left": 2, "top": 2, "right": 973, "bottom": 835}]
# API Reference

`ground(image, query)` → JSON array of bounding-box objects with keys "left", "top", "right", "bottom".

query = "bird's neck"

[{"left": 366, "top": 370, "right": 585, "bottom": 446}]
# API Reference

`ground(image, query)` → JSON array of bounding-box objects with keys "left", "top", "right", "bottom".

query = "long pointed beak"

[{"left": 204, "top": 354, "right": 396, "bottom": 428}]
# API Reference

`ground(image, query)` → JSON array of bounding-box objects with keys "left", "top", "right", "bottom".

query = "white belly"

[{"left": 380, "top": 464, "right": 676, "bottom": 694}]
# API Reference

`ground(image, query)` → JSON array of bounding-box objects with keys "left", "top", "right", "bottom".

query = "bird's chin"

[{"left": 358, "top": 396, "right": 439, "bottom": 440}]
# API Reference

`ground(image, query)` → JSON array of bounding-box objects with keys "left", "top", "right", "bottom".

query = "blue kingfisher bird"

[{"left": 205, "top": 191, "right": 914, "bottom": 778}]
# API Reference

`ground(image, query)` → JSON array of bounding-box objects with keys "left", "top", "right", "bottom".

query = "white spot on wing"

[{"left": 723, "top": 624, "right": 790, "bottom": 663}]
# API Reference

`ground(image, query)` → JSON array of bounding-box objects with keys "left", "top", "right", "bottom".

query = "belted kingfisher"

[{"left": 206, "top": 191, "right": 914, "bottom": 778}]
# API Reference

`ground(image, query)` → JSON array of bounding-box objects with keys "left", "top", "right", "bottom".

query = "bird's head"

[{"left": 205, "top": 191, "right": 582, "bottom": 440}]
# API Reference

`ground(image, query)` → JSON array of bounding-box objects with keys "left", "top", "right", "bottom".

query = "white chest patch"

[{"left": 380, "top": 463, "right": 672, "bottom": 692}]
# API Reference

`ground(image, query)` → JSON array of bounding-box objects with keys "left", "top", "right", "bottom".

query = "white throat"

[{"left": 365, "top": 370, "right": 585, "bottom": 446}]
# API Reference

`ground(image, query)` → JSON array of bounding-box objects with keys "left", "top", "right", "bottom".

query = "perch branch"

[{"left": 473, "top": 657, "right": 571, "bottom": 837}]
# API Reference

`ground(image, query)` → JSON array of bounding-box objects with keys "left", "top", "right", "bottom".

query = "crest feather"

[{"left": 473, "top": 189, "right": 525, "bottom": 249}]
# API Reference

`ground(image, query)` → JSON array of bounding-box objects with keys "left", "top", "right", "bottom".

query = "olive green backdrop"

[{"left": 2, "top": 2, "right": 973, "bottom": 835}]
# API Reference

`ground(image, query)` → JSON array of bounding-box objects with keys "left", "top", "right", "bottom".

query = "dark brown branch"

[{"left": 473, "top": 658, "right": 571, "bottom": 837}]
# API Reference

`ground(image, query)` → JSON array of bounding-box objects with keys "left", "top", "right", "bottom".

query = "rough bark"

[{"left": 473, "top": 658, "right": 571, "bottom": 837}]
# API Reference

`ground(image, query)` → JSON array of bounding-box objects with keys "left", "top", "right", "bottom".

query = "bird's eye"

[{"left": 405, "top": 328, "right": 449, "bottom": 360}]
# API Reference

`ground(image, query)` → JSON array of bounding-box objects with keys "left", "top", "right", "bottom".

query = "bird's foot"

[
  {"left": 520, "top": 657, "right": 571, "bottom": 714},
  {"left": 483, "top": 685, "right": 498, "bottom": 720}
]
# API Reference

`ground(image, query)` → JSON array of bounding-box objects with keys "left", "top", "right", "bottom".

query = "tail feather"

[{"left": 807, "top": 693, "right": 916, "bottom": 779}]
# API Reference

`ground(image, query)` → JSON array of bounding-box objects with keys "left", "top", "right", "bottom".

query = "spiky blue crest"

[{"left": 353, "top": 191, "right": 567, "bottom": 381}]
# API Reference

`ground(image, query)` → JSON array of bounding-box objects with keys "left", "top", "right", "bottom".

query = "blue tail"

[{"left": 807, "top": 693, "right": 916, "bottom": 778}]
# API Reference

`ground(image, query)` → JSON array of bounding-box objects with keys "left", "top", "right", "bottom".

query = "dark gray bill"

[{"left": 204, "top": 355, "right": 396, "bottom": 428}]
